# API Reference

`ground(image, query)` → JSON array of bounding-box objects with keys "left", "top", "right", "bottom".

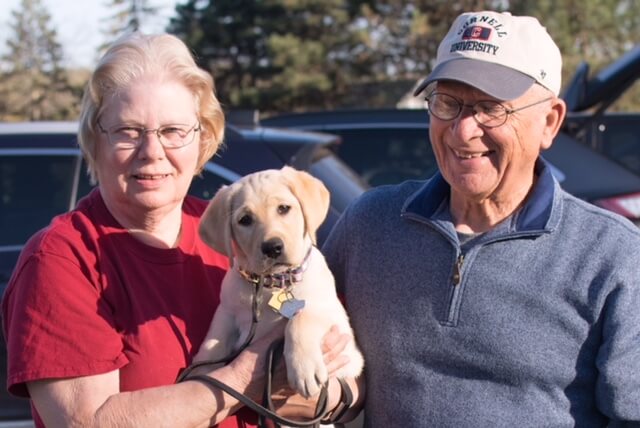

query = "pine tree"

[
  {"left": 102, "top": 0, "right": 160, "bottom": 41},
  {"left": 0, "top": 0, "right": 76, "bottom": 121},
  {"left": 168, "top": 0, "right": 379, "bottom": 113}
]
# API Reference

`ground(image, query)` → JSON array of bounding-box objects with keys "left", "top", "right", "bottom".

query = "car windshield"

[
  {"left": 325, "top": 127, "right": 438, "bottom": 186},
  {"left": 306, "top": 147, "right": 367, "bottom": 212}
]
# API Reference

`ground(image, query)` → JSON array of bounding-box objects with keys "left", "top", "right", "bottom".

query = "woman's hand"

[
  {"left": 207, "top": 321, "right": 286, "bottom": 403},
  {"left": 266, "top": 324, "right": 354, "bottom": 419},
  {"left": 322, "top": 324, "right": 352, "bottom": 376},
  {"left": 204, "top": 322, "right": 361, "bottom": 424}
]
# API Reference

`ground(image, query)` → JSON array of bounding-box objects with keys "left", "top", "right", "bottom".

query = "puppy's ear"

[
  {"left": 281, "top": 166, "right": 330, "bottom": 244},
  {"left": 199, "top": 184, "right": 236, "bottom": 264}
]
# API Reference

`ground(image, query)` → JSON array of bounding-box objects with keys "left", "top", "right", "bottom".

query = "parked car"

[
  {"left": 0, "top": 120, "right": 367, "bottom": 426},
  {"left": 561, "top": 44, "right": 640, "bottom": 218}
]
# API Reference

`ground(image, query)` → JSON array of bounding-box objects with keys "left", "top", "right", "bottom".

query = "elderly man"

[{"left": 322, "top": 10, "right": 640, "bottom": 427}]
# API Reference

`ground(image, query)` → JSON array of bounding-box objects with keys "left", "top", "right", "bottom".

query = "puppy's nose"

[{"left": 261, "top": 238, "right": 284, "bottom": 259}]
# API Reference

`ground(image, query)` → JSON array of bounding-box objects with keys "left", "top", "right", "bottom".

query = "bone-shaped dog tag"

[{"left": 279, "top": 298, "right": 305, "bottom": 319}]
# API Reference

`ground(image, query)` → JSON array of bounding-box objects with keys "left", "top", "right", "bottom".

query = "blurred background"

[{"left": 0, "top": 0, "right": 639, "bottom": 122}]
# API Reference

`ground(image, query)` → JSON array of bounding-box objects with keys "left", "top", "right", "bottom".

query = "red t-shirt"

[{"left": 2, "top": 189, "right": 257, "bottom": 427}]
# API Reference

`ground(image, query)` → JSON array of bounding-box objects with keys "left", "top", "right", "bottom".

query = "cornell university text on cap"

[{"left": 414, "top": 11, "right": 562, "bottom": 100}]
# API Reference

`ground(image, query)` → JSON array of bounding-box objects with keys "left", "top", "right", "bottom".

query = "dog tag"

[
  {"left": 279, "top": 298, "right": 305, "bottom": 319},
  {"left": 268, "top": 290, "right": 288, "bottom": 312}
]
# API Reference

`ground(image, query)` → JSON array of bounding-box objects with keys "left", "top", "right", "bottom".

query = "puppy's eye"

[
  {"left": 238, "top": 214, "right": 253, "bottom": 226},
  {"left": 277, "top": 204, "right": 291, "bottom": 215}
]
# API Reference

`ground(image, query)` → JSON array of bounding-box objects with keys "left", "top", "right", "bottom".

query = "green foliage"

[
  {"left": 165, "top": 0, "right": 628, "bottom": 113},
  {"left": 509, "top": 0, "right": 640, "bottom": 111},
  {"left": 1, "top": 0, "right": 639, "bottom": 120},
  {"left": 168, "top": 0, "right": 380, "bottom": 113},
  {"left": 0, "top": 0, "right": 79, "bottom": 121}
]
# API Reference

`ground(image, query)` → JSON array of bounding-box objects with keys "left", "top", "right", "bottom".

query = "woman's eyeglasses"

[{"left": 97, "top": 121, "right": 201, "bottom": 149}]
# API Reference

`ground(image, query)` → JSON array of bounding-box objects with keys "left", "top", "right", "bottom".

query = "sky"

[{"left": 0, "top": 0, "right": 182, "bottom": 69}]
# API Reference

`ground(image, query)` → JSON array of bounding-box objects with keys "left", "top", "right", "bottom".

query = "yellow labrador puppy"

[{"left": 196, "top": 166, "right": 363, "bottom": 397}]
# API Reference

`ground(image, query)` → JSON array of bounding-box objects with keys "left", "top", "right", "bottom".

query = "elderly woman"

[{"left": 2, "top": 33, "right": 359, "bottom": 427}]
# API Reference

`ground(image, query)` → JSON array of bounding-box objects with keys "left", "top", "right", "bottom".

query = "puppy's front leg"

[
  {"left": 194, "top": 306, "right": 238, "bottom": 363},
  {"left": 284, "top": 310, "right": 330, "bottom": 398}
]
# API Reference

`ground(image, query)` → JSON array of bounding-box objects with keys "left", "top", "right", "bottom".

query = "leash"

[
  {"left": 185, "top": 339, "right": 330, "bottom": 428},
  {"left": 176, "top": 275, "right": 345, "bottom": 427},
  {"left": 177, "top": 282, "right": 263, "bottom": 380}
]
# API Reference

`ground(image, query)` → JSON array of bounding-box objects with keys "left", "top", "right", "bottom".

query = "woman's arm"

[
  {"left": 29, "top": 370, "right": 227, "bottom": 428},
  {"left": 27, "top": 325, "right": 364, "bottom": 427},
  {"left": 27, "top": 343, "right": 261, "bottom": 428}
]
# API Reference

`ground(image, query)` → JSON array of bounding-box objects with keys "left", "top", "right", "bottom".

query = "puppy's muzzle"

[{"left": 261, "top": 237, "right": 284, "bottom": 259}]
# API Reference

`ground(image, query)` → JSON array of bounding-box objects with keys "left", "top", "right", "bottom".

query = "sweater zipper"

[
  {"left": 452, "top": 253, "right": 464, "bottom": 286},
  {"left": 446, "top": 253, "right": 465, "bottom": 325}
]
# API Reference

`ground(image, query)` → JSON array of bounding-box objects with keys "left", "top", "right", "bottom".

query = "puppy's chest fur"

[{"left": 196, "top": 246, "right": 363, "bottom": 398}]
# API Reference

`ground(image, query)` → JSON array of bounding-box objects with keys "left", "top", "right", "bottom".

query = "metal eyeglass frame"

[
  {"left": 425, "top": 92, "right": 552, "bottom": 128},
  {"left": 97, "top": 121, "right": 201, "bottom": 149}
]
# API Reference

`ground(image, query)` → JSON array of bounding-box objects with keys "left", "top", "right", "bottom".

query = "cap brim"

[{"left": 413, "top": 58, "right": 535, "bottom": 101}]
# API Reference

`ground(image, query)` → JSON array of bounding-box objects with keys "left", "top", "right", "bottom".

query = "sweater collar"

[{"left": 401, "top": 157, "right": 562, "bottom": 234}]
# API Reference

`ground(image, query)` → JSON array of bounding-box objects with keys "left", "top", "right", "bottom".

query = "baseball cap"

[{"left": 413, "top": 11, "right": 562, "bottom": 100}]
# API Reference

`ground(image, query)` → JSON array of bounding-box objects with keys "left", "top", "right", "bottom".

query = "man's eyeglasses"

[
  {"left": 97, "top": 121, "right": 201, "bottom": 149},
  {"left": 425, "top": 92, "right": 552, "bottom": 128}
]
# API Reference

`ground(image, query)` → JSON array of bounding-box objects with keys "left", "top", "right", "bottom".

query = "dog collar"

[{"left": 238, "top": 247, "right": 313, "bottom": 289}]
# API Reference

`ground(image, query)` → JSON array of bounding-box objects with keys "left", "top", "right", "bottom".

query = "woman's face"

[{"left": 95, "top": 77, "right": 200, "bottom": 220}]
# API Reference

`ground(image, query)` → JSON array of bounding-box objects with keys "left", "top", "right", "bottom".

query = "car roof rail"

[
  {"left": 226, "top": 109, "right": 259, "bottom": 126},
  {"left": 562, "top": 62, "right": 590, "bottom": 112}
]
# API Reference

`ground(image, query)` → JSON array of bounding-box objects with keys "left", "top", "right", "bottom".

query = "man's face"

[{"left": 428, "top": 81, "right": 558, "bottom": 204}]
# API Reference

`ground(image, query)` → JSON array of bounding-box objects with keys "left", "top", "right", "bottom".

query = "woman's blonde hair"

[{"left": 78, "top": 33, "right": 224, "bottom": 182}]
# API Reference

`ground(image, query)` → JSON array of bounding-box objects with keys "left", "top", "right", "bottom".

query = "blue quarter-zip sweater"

[{"left": 322, "top": 159, "right": 640, "bottom": 427}]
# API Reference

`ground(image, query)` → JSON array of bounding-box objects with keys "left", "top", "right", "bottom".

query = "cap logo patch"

[
  {"left": 450, "top": 25, "right": 499, "bottom": 55},
  {"left": 462, "top": 26, "right": 491, "bottom": 41}
]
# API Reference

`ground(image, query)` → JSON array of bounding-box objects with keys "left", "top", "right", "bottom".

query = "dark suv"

[{"left": 0, "top": 120, "right": 366, "bottom": 425}]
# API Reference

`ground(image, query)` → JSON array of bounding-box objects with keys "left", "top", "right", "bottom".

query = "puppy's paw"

[{"left": 286, "top": 349, "right": 327, "bottom": 398}]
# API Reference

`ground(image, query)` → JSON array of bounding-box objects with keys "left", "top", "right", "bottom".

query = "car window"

[
  {"left": 306, "top": 147, "right": 366, "bottom": 212},
  {"left": 0, "top": 154, "right": 79, "bottom": 247},
  {"left": 326, "top": 128, "right": 438, "bottom": 186},
  {"left": 595, "top": 115, "right": 640, "bottom": 176},
  {"left": 304, "top": 147, "right": 367, "bottom": 245},
  {"left": 77, "top": 161, "right": 96, "bottom": 202},
  {"left": 188, "top": 167, "right": 235, "bottom": 200}
]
